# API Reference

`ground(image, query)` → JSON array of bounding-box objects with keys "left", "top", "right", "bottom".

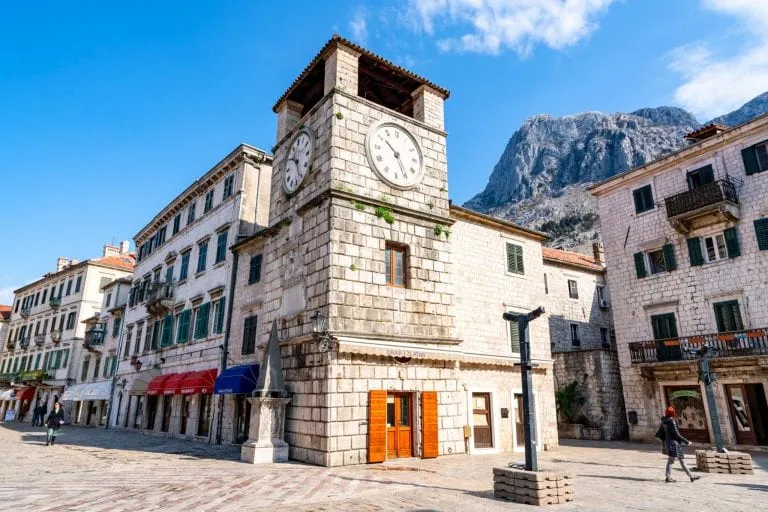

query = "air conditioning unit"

[{"left": 599, "top": 299, "right": 610, "bottom": 309}]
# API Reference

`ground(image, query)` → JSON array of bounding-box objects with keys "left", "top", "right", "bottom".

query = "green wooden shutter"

[
  {"left": 506, "top": 243, "right": 524, "bottom": 274},
  {"left": 755, "top": 219, "right": 768, "bottom": 250},
  {"left": 195, "top": 303, "right": 210, "bottom": 339},
  {"left": 634, "top": 252, "right": 647, "bottom": 278},
  {"left": 687, "top": 237, "right": 704, "bottom": 266},
  {"left": 742, "top": 146, "right": 760, "bottom": 175},
  {"left": 509, "top": 317, "right": 520, "bottom": 353},
  {"left": 724, "top": 227, "right": 740, "bottom": 258},
  {"left": 177, "top": 310, "right": 190, "bottom": 343},
  {"left": 160, "top": 314, "right": 173, "bottom": 346},
  {"left": 663, "top": 244, "right": 677, "bottom": 271},
  {"left": 214, "top": 298, "right": 226, "bottom": 334}
]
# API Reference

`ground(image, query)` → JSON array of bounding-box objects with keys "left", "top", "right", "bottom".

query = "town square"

[{"left": 1, "top": 2, "right": 768, "bottom": 511}]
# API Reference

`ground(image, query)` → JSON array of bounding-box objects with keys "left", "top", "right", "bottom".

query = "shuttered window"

[
  {"left": 651, "top": 313, "right": 678, "bottom": 340},
  {"left": 634, "top": 252, "right": 647, "bottom": 278},
  {"left": 509, "top": 317, "right": 521, "bottom": 353},
  {"left": 755, "top": 219, "right": 768, "bottom": 251},
  {"left": 160, "top": 314, "right": 173, "bottom": 347},
  {"left": 723, "top": 227, "right": 740, "bottom": 258},
  {"left": 742, "top": 142, "right": 768, "bottom": 175},
  {"left": 248, "top": 254, "right": 263, "bottom": 284},
  {"left": 686, "top": 164, "right": 714, "bottom": 190},
  {"left": 713, "top": 300, "right": 744, "bottom": 333},
  {"left": 215, "top": 231, "right": 228, "bottom": 264},
  {"left": 368, "top": 390, "right": 387, "bottom": 463},
  {"left": 213, "top": 297, "right": 226, "bottom": 334},
  {"left": 506, "top": 243, "right": 524, "bottom": 275},
  {"left": 194, "top": 303, "right": 210, "bottom": 339},
  {"left": 662, "top": 244, "right": 677, "bottom": 271},
  {"left": 421, "top": 391, "right": 439, "bottom": 459},
  {"left": 176, "top": 310, "right": 191, "bottom": 344},
  {"left": 632, "top": 185, "right": 654, "bottom": 214},
  {"left": 687, "top": 237, "right": 704, "bottom": 266},
  {"left": 242, "top": 315, "right": 258, "bottom": 355}
]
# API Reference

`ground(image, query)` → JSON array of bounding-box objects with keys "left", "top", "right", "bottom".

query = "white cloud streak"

[
  {"left": 407, "top": 0, "right": 615, "bottom": 56},
  {"left": 668, "top": 0, "right": 768, "bottom": 119},
  {"left": 348, "top": 9, "right": 368, "bottom": 44}
]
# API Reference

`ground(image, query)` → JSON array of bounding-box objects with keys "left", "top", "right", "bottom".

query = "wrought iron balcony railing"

[
  {"left": 34, "top": 334, "right": 46, "bottom": 347},
  {"left": 49, "top": 297, "right": 61, "bottom": 310},
  {"left": 0, "top": 372, "right": 18, "bottom": 383},
  {"left": 628, "top": 327, "right": 768, "bottom": 364},
  {"left": 17, "top": 370, "right": 51, "bottom": 382},
  {"left": 18, "top": 336, "right": 31, "bottom": 350},
  {"left": 665, "top": 178, "right": 739, "bottom": 219},
  {"left": 84, "top": 325, "right": 106, "bottom": 348}
]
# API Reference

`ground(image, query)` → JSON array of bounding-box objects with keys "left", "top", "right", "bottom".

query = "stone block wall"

[{"left": 553, "top": 349, "right": 627, "bottom": 440}]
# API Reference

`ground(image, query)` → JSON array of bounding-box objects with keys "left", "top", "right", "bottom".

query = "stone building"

[
  {"left": 542, "top": 244, "right": 627, "bottom": 441},
  {"left": 62, "top": 277, "right": 131, "bottom": 427},
  {"left": 0, "top": 245, "right": 134, "bottom": 423},
  {"left": 226, "top": 36, "right": 559, "bottom": 467},
  {"left": 590, "top": 117, "right": 768, "bottom": 448},
  {"left": 110, "top": 144, "right": 272, "bottom": 443}
]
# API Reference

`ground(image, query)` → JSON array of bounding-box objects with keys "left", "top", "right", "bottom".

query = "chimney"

[
  {"left": 56, "top": 257, "right": 77, "bottom": 272},
  {"left": 119, "top": 241, "right": 131, "bottom": 254},
  {"left": 592, "top": 242, "right": 605, "bottom": 265}
]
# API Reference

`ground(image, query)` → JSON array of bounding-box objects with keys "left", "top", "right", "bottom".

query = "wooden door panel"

[
  {"left": 726, "top": 384, "right": 757, "bottom": 445},
  {"left": 368, "top": 390, "right": 387, "bottom": 463},
  {"left": 422, "top": 391, "right": 439, "bottom": 458},
  {"left": 472, "top": 393, "right": 493, "bottom": 449}
]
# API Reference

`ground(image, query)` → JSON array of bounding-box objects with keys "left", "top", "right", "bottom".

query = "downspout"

[
  {"left": 105, "top": 294, "right": 128, "bottom": 430},
  {"left": 215, "top": 248, "right": 239, "bottom": 445}
]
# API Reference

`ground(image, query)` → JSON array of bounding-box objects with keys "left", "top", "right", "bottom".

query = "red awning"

[
  {"left": 146, "top": 374, "right": 174, "bottom": 396},
  {"left": 164, "top": 372, "right": 193, "bottom": 395},
  {"left": 15, "top": 386, "right": 36, "bottom": 401},
  {"left": 180, "top": 369, "right": 218, "bottom": 395}
]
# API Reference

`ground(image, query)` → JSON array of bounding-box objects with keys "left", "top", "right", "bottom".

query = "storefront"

[
  {"left": 213, "top": 364, "right": 260, "bottom": 444},
  {"left": 61, "top": 381, "right": 112, "bottom": 426},
  {"left": 120, "top": 369, "right": 160, "bottom": 429},
  {"left": 14, "top": 386, "right": 36, "bottom": 423},
  {"left": 1, "top": 389, "right": 16, "bottom": 421},
  {"left": 143, "top": 369, "right": 218, "bottom": 438}
]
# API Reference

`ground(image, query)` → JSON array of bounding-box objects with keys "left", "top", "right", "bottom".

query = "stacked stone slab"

[
  {"left": 493, "top": 467, "right": 574, "bottom": 506},
  {"left": 695, "top": 450, "right": 754, "bottom": 475}
]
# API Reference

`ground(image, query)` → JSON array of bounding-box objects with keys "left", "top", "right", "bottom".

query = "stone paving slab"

[{"left": 1, "top": 423, "right": 767, "bottom": 511}]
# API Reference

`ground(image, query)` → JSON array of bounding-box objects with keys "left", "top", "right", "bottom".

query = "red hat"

[{"left": 665, "top": 406, "right": 676, "bottom": 418}]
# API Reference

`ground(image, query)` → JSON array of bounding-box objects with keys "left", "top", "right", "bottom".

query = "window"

[
  {"left": 42, "top": 289, "right": 48, "bottom": 303},
  {"left": 112, "top": 317, "right": 121, "bottom": 337},
  {"left": 135, "top": 325, "right": 143, "bottom": 354},
  {"left": 187, "top": 202, "right": 196, "bottom": 224},
  {"left": 215, "top": 231, "right": 228, "bottom": 264},
  {"left": 75, "top": 276, "right": 82, "bottom": 293},
  {"left": 106, "top": 293, "right": 112, "bottom": 308},
  {"left": 213, "top": 298, "right": 226, "bottom": 334},
  {"left": 151, "top": 321, "right": 161, "bottom": 350},
  {"left": 172, "top": 213, "right": 182, "bottom": 235},
  {"left": 508, "top": 316, "right": 520, "bottom": 353},
  {"left": 66, "top": 312, "right": 76, "bottom": 330},
  {"left": 143, "top": 322, "right": 152, "bottom": 352},
  {"left": 14, "top": 300, "right": 19, "bottom": 313},
  {"left": 248, "top": 254, "right": 263, "bottom": 284},
  {"left": 713, "top": 300, "right": 744, "bottom": 333},
  {"left": 196, "top": 240, "right": 208, "bottom": 273},
  {"left": 742, "top": 141, "right": 768, "bottom": 175},
  {"left": 42, "top": 319, "right": 48, "bottom": 334},
  {"left": 179, "top": 251, "right": 191, "bottom": 280},
  {"left": 242, "top": 315, "right": 258, "bottom": 355},
  {"left": 34, "top": 354, "right": 41, "bottom": 370},
  {"left": 755, "top": 219, "right": 768, "bottom": 251},
  {"left": 176, "top": 310, "right": 191, "bottom": 343},
  {"left": 570, "top": 324, "right": 581, "bottom": 346},
  {"left": 92, "top": 357, "right": 101, "bottom": 380},
  {"left": 34, "top": 292, "right": 39, "bottom": 306},
  {"left": 81, "top": 359, "right": 90, "bottom": 382},
  {"left": 157, "top": 225, "right": 167, "bottom": 246},
  {"left": 597, "top": 285, "right": 606, "bottom": 303},
  {"left": 153, "top": 268, "right": 161, "bottom": 283},
  {"left": 686, "top": 164, "right": 714, "bottom": 190},
  {"left": 543, "top": 273, "right": 549, "bottom": 294},
  {"left": 385, "top": 244, "right": 407, "bottom": 287},
  {"left": 194, "top": 303, "right": 211, "bottom": 339},
  {"left": 124, "top": 331, "right": 132, "bottom": 359},
  {"left": 600, "top": 327, "right": 610, "bottom": 348},
  {"left": 703, "top": 233, "right": 728, "bottom": 262},
  {"left": 632, "top": 185, "right": 654, "bottom": 214},
  {"left": 651, "top": 313, "right": 678, "bottom": 340},
  {"left": 165, "top": 265, "right": 173, "bottom": 284},
  {"left": 66, "top": 280, "right": 73, "bottom": 296},
  {"left": 160, "top": 314, "right": 174, "bottom": 347},
  {"left": 567, "top": 279, "right": 579, "bottom": 299},
  {"left": 505, "top": 242, "right": 524, "bottom": 275},
  {"left": 204, "top": 189, "right": 214, "bottom": 213},
  {"left": 636, "top": 244, "right": 676, "bottom": 278},
  {"left": 223, "top": 174, "right": 234, "bottom": 200}
]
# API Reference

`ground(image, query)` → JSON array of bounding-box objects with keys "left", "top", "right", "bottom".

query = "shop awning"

[
  {"left": 181, "top": 369, "right": 218, "bottom": 395},
  {"left": 214, "top": 364, "right": 260, "bottom": 395},
  {"left": 61, "top": 383, "right": 89, "bottom": 401},
  {"left": 146, "top": 374, "right": 174, "bottom": 396},
  {"left": 14, "top": 386, "right": 36, "bottom": 401},
  {"left": 0, "top": 389, "right": 15, "bottom": 400},
  {"left": 127, "top": 368, "right": 160, "bottom": 395},
  {"left": 83, "top": 380, "right": 112, "bottom": 400},
  {"left": 164, "top": 372, "right": 191, "bottom": 395}
]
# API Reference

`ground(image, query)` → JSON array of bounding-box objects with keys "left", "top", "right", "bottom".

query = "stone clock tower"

[{"left": 252, "top": 36, "right": 462, "bottom": 467}]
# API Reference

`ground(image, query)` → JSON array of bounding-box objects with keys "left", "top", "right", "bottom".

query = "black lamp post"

[
  {"left": 503, "top": 306, "right": 546, "bottom": 471},
  {"left": 693, "top": 345, "right": 727, "bottom": 453}
]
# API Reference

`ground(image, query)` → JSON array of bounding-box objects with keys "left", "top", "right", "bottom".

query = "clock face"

[
  {"left": 283, "top": 128, "right": 315, "bottom": 195},
  {"left": 366, "top": 121, "right": 424, "bottom": 189}
]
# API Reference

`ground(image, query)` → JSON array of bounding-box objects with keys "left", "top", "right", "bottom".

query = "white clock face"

[
  {"left": 283, "top": 128, "right": 315, "bottom": 195},
  {"left": 366, "top": 121, "right": 424, "bottom": 189}
]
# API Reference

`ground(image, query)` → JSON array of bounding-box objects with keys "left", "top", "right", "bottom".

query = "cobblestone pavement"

[{"left": 1, "top": 423, "right": 767, "bottom": 511}]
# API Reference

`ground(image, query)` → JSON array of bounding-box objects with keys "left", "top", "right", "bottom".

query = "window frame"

[
  {"left": 567, "top": 279, "right": 579, "bottom": 299},
  {"left": 505, "top": 242, "right": 525, "bottom": 275},
  {"left": 222, "top": 174, "right": 234, "bottom": 200},
  {"left": 215, "top": 231, "right": 228, "bottom": 264},
  {"left": 187, "top": 202, "right": 196, "bottom": 225},
  {"left": 647, "top": 248, "right": 668, "bottom": 275},
  {"left": 702, "top": 233, "right": 728, "bottom": 262},
  {"left": 204, "top": 189, "right": 214, "bottom": 213},
  {"left": 632, "top": 184, "right": 655, "bottom": 214},
  {"left": 172, "top": 213, "right": 182, "bottom": 235},
  {"left": 179, "top": 250, "right": 191, "bottom": 281},
  {"left": 242, "top": 315, "right": 258, "bottom": 355},
  {"left": 384, "top": 243, "right": 407, "bottom": 288},
  {"left": 196, "top": 240, "right": 208, "bottom": 274},
  {"left": 248, "top": 254, "right": 263, "bottom": 284}
]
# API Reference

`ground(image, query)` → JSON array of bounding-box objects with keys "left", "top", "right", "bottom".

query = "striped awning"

[{"left": 61, "top": 381, "right": 112, "bottom": 401}]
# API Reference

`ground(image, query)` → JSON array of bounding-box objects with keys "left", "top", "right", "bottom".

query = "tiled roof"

[
  {"left": 273, "top": 34, "right": 450, "bottom": 112},
  {"left": 542, "top": 247, "right": 604, "bottom": 273},
  {"left": 92, "top": 254, "right": 136, "bottom": 272},
  {"left": 0, "top": 305, "right": 11, "bottom": 321}
]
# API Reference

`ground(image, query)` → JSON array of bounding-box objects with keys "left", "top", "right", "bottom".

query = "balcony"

[
  {"left": 20, "top": 307, "right": 31, "bottom": 319},
  {"left": 146, "top": 281, "right": 175, "bottom": 316},
  {"left": 629, "top": 328, "right": 768, "bottom": 364},
  {"left": 49, "top": 297, "right": 61, "bottom": 310},
  {"left": 84, "top": 324, "right": 106, "bottom": 351},
  {"left": 665, "top": 178, "right": 740, "bottom": 233},
  {"left": 34, "top": 334, "right": 46, "bottom": 347},
  {"left": 17, "top": 370, "right": 51, "bottom": 382},
  {"left": 0, "top": 372, "right": 18, "bottom": 383},
  {"left": 18, "top": 336, "right": 31, "bottom": 350}
]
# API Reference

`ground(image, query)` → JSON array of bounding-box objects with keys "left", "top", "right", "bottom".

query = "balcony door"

[
  {"left": 651, "top": 313, "right": 681, "bottom": 361},
  {"left": 687, "top": 165, "right": 714, "bottom": 190},
  {"left": 713, "top": 301, "right": 744, "bottom": 333}
]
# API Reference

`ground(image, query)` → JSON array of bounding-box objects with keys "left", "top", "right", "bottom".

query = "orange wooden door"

[
  {"left": 385, "top": 393, "right": 413, "bottom": 458},
  {"left": 422, "top": 391, "right": 438, "bottom": 458},
  {"left": 368, "top": 390, "right": 387, "bottom": 463}
]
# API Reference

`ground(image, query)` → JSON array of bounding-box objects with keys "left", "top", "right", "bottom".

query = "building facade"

[
  {"left": 0, "top": 244, "right": 134, "bottom": 423},
  {"left": 225, "top": 36, "right": 560, "bottom": 467},
  {"left": 591, "top": 117, "right": 768, "bottom": 447},
  {"left": 110, "top": 144, "right": 272, "bottom": 443}
]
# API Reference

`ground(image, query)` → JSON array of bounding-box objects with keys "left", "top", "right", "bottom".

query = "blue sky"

[{"left": 2, "top": 0, "right": 767, "bottom": 303}]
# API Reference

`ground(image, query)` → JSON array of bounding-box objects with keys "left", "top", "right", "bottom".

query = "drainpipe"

[
  {"left": 215, "top": 249, "right": 238, "bottom": 445},
  {"left": 105, "top": 294, "right": 128, "bottom": 430}
]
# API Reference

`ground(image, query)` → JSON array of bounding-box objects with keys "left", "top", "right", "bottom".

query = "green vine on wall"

[{"left": 375, "top": 206, "right": 395, "bottom": 225}]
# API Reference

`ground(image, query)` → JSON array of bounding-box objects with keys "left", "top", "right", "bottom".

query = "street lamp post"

[
  {"left": 503, "top": 306, "right": 546, "bottom": 472},
  {"left": 694, "top": 345, "right": 727, "bottom": 453}
]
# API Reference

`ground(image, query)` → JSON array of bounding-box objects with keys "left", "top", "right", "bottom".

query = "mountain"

[{"left": 464, "top": 93, "right": 768, "bottom": 251}]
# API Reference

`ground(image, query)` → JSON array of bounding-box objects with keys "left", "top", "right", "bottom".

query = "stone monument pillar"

[{"left": 241, "top": 321, "right": 292, "bottom": 464}]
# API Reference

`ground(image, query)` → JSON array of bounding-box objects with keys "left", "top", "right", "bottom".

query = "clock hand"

[
  {"left": 384, "top": 139, "right": 400, "bottom": 158},
  {"left": 396, "top": 156, "right": 406, "bottom": 175}
]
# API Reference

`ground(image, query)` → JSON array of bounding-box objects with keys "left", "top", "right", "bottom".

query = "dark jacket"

[
  {"left": 662, "top": 417, "right": 689, "bottom": 457},
  {"left": 45, "top": 408, "right": 65, "bottom": 430}
]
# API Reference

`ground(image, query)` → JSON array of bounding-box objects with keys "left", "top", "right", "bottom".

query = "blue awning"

[{"left": 214, "top": 364, "right": 260, "bottom": 395}]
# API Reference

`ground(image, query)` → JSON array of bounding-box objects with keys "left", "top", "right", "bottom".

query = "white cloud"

[
  {"left": 668, "top": 0, "right": 768, "bottom": 119},
  {"left": 407, "top": 0, "right": 615, "bottom": 56},
  {"left": 348, "top": 9, "right": 368, "bottom": 44}
]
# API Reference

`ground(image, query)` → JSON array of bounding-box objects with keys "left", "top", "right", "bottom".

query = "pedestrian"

[
  {"left": 30, "top": 405, "right": 38, "bottom": 426},
  {"left": 45, "top": 401, "right": 65, "bottom": 446},
  {"left": 35, "top": 404, "right": 44, "bottom": 426},
  {"left": 658, "top": 406, "right": 701, "bottom": 483}
]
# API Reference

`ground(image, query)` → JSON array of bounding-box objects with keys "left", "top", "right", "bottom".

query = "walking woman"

[
  {"left": 661, "top": 406, "right": 700, "bottom": 482},
  {"left": 45, "top": 401, "right": 65, "bottom": 446}
]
